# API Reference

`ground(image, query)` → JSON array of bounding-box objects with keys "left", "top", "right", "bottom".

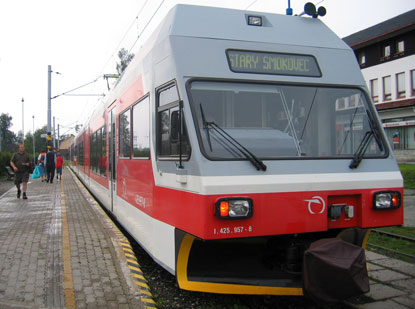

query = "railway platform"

[
  {"left": 0, "top": 167, "right": 153, "bottom": 308},
  {"left": 0, "top": 167, "right": 414, "bottom": 308},
  {"left": 347, "top": 251, "right": 415, "bottom": 309}
]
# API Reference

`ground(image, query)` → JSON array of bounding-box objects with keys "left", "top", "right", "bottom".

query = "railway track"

[{"left": 367, "top": 229, "right": 415, "bottom": 262}]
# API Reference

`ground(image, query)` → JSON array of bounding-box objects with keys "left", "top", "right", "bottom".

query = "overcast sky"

[{"left": 0, "top": 0, "right": 414, "bottom": 138}]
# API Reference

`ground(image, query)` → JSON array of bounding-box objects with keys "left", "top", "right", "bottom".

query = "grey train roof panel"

[{"left": 159, "top": 4, "right": 349, "bottom": 50}]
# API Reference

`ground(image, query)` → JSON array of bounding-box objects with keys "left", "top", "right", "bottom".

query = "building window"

[
  {"left": 119, "top": 109, "right": 131, "bottom": 158},
  {"left": 396, "top": 72, "right": 405, "bottom": 99},
  {"left": 383, "top": 76, "right": 391, "bottom": 101},
  {"left": 396, "top": 40, "right": 405, "bottom": 54},
  {"left": 370, "top": 79, "right": 378, "bottom": 103},
  {"left": 358, "top": 51, "right": 366, "bottom": 66},
  {"left": 382, "top": 45, "right": 391, "bottom": 58},
  {"left": 132, "top": 96, "right": 150, "bottom": 158},
  {"left": 411, "top": 70, "right": 415, "bottom": 97},
  {"left": 157, "top": 82, "right": 190, "bottom": 158}
]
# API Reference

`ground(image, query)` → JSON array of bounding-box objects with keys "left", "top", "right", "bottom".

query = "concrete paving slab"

[
  {"left": 0, "top": 168, "right": 147, "bottom": 308},
  {"left": 365, "top": 283, "right": 406, "bottom": 301},
  {"left": 365, "top": 250, "right": 390, "bottom": 261},
  {"left": 373, "top": 258, "right": 415, "bottom": 277},
  {"left": 403, "top": 189, "right": 415, "bottom": 227},
  {"left": 358, "top": 299, "right": 408, "bottom": 309},
  {"left": 393, "top": 296, "right": 415, "bottom": 309},
  {"left": 391, "top": 278, "right": 415, "bottom": 291},
  {"left": 367, "top": 262, "right": 385, "bottom": 271},
  {"left": 369, "top": 269, "right": 410, "bottom": 282}
]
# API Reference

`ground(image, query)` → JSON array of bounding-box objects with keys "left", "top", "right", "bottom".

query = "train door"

[{"left": 109, "top": 108, "right": 117, "bottom": 212}]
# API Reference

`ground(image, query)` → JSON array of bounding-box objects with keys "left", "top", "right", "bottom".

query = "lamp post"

[
  {"left": 32, "top": 115, "right": 35, "bottom": 163},
  {"left": 47, "top": 65, "right": 61, "bottom": 148},
  {"left": 47, "top": 65, "right": 52, "bottom": 148},
  {"left": 21, "top": 98, "right": 24, "bottom": 143}
]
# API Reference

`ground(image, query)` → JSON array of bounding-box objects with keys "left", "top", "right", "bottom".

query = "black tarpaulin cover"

[{"left": 303, "top": 238, "right": 369, "bottom": 304}]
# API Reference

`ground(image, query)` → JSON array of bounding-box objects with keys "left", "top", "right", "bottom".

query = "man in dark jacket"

[
  {"left": 10, "top": 144, "right": 31, "bottom": 199},
  {"left": 44, "top": 148, "right": 56, "bottom": 183}
]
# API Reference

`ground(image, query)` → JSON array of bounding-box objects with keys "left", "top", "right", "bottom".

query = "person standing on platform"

[
  {"left": 44, "top": 148, "right": 56, "bottom": 183},
  {"left": 37, "top": 149, "right": 47, "bottom": 182},
  {"left": 10, "top": 144, "right": 31, "bottom": 199},
  {"left": 56, "top": 152, "right": 63, "bottom": 180}
]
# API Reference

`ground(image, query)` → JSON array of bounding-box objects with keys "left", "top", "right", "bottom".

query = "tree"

[
  {"left": 33, "top": 125, "right": 48, "bottom": 155},
  {"left": 0, "top": 113, "right": 17, "bottom": 152},
  {"left": 116, "top": 48, "right": 134, "bottom": 75},
  {"left": 24, "top": 132, "right": 34, "bottom": 157}
]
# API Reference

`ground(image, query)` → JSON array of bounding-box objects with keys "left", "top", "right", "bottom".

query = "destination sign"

[{"left": 226, "top": 50, "right": 321, "bottom": 77}]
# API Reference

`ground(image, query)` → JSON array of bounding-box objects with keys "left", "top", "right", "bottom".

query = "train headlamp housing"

[
  {"left": 215, "top": 198, "right": 253, "bottom": 219},
  {"left": 373, "top": 191, "right": 401, "bottom": 210},
  {"left": 247, "top": 16, "right": 262, "bottom": 26}
]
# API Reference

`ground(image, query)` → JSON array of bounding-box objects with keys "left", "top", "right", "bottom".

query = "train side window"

[
  {"left": 79, "top": 141, "right": 84, "bottom": 166},
  {"left": 157, "top": 82, "right": 190, "bottom": 158},
  {"left": 89, "top": 126, "right": 107, "bottom": 177},
  {"left": 100, "top": 126, "right": 107, "bottom": 176},
  {"left": 132, "top": 96, "right": 150, "bottom": 158},
  {"left": 90, "top": 132, "right": 97, "bottom": 172},
  {"left": 119, "top": 108, "right": 131, "bottom": 158}
]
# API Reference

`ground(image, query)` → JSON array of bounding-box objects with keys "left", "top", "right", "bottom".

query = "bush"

[
  {"left": 399, "top": 164, "right": 415, "bottom": 190},
  {"left": 0, "top": 152, "right": 13, "bottom": 176}
]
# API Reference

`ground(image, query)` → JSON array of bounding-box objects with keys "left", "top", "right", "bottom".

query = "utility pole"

[
  {"left": 21, "top": 98, "right": 24, "bottom": 143},
  {"left": 58, "top": 124, "right": 60, "bottom": 149},
  {"left": 32, "top": 115, "right": 35, "bottom": 162},
  {"left": 47, "top": 65, "right": 52, "bottom": 149},
  {"left": 53, "top": 116, "right": 56, "bottom": 148}
]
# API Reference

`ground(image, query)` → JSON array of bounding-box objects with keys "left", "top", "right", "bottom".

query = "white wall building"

[{"left": 344, "top": 9, "right": 415, "bottom": 156}]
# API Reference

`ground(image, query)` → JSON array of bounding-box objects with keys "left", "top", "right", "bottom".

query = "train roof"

[
  {"left": 103, "top": 3, "right": 364, "bottom": 117},
  {"left": 153, "top": 4, "right": 349, "bottom": 51}
]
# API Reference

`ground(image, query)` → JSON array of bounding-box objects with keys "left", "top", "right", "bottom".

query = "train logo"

[
  {"left": 305, "top": 196, "right": 326, "bottom": 214},
  {"left": 135, "top": 194, "right": 146, "bottom": 208}
]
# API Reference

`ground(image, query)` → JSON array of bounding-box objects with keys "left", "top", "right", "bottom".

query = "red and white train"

[{"left": 71, "top": 4, "right": 403, "bottom": 298}]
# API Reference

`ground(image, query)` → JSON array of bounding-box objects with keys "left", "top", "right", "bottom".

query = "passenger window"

[
  {"left": 119, "top": 109, "right": 131, "bottom": 158},
  {"left": 157, "top": 82, "right": 190, "bottom": 158},
  {"left": 89, "top": 126, "right": 107, "bottom": 177},
  {"left": 132, "top": 96, "right": 150, "bottom": 158}
]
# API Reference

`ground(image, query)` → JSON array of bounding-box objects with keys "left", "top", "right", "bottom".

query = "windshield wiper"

[
  {"left": 209, "top": 122, "right": 267, "bottom": 171},
  {"left": 366, "top": 109, "right": 384, "bottom": 152},
  {"left": 199, "top": 105, "right": 267, "bottom": 171},
  {"left": 349, "top": 109, "right": 384, "bottom": 169},
  {"left": 349, "top": 130, "right": 374, "bottom": 169}
]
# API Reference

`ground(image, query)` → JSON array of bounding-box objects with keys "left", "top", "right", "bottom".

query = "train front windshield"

[{"left": 189, "top": 81, "right": 386, "bottom": 161}]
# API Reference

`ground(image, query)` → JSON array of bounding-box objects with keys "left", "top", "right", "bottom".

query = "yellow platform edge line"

[
  {"left": 61, "top": 178, "right": 76, "bottom": 308},
  {"left": 67, "top": 167, "right": 157, "bottom": 308}
]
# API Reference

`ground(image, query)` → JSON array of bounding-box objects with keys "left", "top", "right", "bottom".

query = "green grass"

[
  {"left": 377, "top": 226, "right": 415, "bottom": 238},
  {"left": 399, "top": 163, "right": 415, "bottom": 190},
  {"left": 368, "top": 226, "right": 415, "bottom": 264}
]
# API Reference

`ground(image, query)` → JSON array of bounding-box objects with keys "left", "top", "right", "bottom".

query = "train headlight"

[
  {"left": 373, "top": 191, "right": 401, "bottom": 210},
  {"left": 215, "top": 198, "right": 253, "bottom": 219},
  {"left": 247, "top": 16, "right": 262, "bottom": 26}
]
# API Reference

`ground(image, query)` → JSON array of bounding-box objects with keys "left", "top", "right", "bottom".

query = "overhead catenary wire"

[
  {"left": 51, "top": 78, "right": 101, "bottom": 100},
  {"left": 123, "top": 0, "right": 166, "bottom": 59},
  {"left": 98, "top": 0, "right": 150, "bottom": 77},
  {"left": 245, "top": 0, "right": 259, "bottom": 10},
  {"left": 74, "top": 0, "right": 153, "bottom": 130}
]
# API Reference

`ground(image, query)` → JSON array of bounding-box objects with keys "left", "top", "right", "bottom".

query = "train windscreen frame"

[{"left": 188, "top": 81, "right": 387, "bottom": 161}]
